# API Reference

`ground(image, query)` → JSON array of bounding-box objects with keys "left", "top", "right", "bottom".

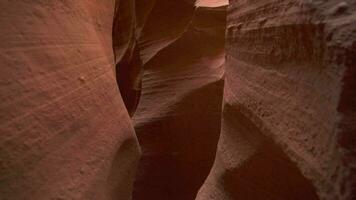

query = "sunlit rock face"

[
  {"left": 197, "top": 0, "right": 356, "bottom": 200},
  {"left": 0, "top": 1, "right": 140, "bottom": 199},
  {"left": 196, "top": 0, "right": 229, "bottom": 7}
]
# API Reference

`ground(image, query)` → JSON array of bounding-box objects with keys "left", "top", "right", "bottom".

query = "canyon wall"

[
  {"left": 0, "top": 0, "right": 355, "bottom": 200},
  {"left": 0, "top": 1, "right": 140, "bottom": 199},
  {"left": 125, "top": 1, "right": 226, "bottom": 199},
  {"left": 197, "top": 0, "right": 356, "bottom": 200}
]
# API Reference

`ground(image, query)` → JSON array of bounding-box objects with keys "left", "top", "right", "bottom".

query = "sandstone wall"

[
  {"left": 197, "top": 1, "right": 356, "bottom": 200},
  {"left": 0, "top": 1, "right": 140, "bottom": 199},
  {"left": 123, "top": 1, "right": 227, "bottom": 199},
  {"left": 0, "top": 1, "right": 355, "bottom": 200}
]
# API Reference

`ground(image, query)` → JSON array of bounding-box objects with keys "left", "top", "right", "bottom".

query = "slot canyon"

[{"left": 0, "top": 0, "right": 355, "bottom": 200}]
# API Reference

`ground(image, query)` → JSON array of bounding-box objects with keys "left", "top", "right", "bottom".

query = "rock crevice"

[{"left": 0, "top": 1, "right": 355, "bottom": 200}]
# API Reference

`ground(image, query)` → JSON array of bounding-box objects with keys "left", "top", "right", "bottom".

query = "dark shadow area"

[
  {"left": 112, "top": 0, "right": 143, "bottom": 116},
  {"left": 221, "top": 103, "right": 320, "bottom": 200},
  {"left": 131, "top": 5, "right": 227, "bottom": 199},
  {"left": 133, "top": 80, "right": 224, "bottom": 200},
  {"left": 115, "top": 45, "right": 143, "bottom": 116}
]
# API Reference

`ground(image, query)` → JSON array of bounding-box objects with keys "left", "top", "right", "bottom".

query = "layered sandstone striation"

[
  {"left": 0, "top": 1, "right": 140, "bottom": 199},
  {"left": 197, "top": 0, "right": 356, "bottom": 200},
  {"left": 129, "top": 2, "right": 226, "bottom": 199},
  {"left": 0, "top": 0, "right": 355, "bottom": 200}
]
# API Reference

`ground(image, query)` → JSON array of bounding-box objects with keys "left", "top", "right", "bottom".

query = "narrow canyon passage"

[
  {"left": 0, "top": 1, "right": 355, "bottom": 200},
  {"left": 114, "top": 1, "right": 227, "bottom": 199},
  {"left": 114, "top": 0, "right": 356, "bottom": 199},
  {"left": 131, "top": 5, "right": 226, "bottom": 200}
]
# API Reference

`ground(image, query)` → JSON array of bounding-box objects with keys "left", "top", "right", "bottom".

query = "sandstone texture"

[
  {"left": 0, "top": 1, "right": 140, "bottom": 199},
  {"left": 197, "top": 1, "right": 356, "bottom": 200},
  {"left": 131, "top": 3, "right": 226, "bottom": 199},
  {"left": 0, "top": 0, "right": 355, "bottom": 200}
]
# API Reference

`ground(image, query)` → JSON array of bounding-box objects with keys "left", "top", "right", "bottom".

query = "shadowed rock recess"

[{"left": 0, "top": 0, "right": 355, "bottom": 200}]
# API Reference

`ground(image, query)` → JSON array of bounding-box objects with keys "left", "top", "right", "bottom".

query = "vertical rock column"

[
  {"left": 0, "top": 1, "right": 140, "bottom": 199},
  {"left": 197, "top": 0, "right": 356, "bottom": 200}
]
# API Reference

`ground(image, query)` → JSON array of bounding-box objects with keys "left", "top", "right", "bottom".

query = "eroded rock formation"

[
  {"left": 0, "top": 1, "right": 140, "bottom": 199},
  {"left": 131, "top": 4, "right": 226, "bottom": 200},
  {"left": 197, "top": 1, "right": 356, "bottom": 200},
  {"left": 0, "top": 0, "right": 355, "bottom": 200}
]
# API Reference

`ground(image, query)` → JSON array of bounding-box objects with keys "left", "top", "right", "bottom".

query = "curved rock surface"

[
  {"left": 197, "top": 0, "right": 356, "bottom": 200},
  {"left": 0, "top": 1, "right": 140, "bottom": 199},
  {"left": 130, "top": 3, "right": 226, "bottom": 200},
  {"left": 1, "top": 0, "right": 355, "bottom": 200}
]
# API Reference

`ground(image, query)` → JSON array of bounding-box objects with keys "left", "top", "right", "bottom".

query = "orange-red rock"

[
  {"left": 197, "top": 1, "right": 356, "bottom": 200},
  {"left": 1, "top": 0, "right": 355, "bottom": 200},
  {"left": 0, "top": 1, "right": 140, "bottom": 199},
  {"left": 130, "top": 2, "right": 226, "bottom": 199}
]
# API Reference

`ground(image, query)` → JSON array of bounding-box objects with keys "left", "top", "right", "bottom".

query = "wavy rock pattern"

[
  {"left": 0, "top": 1, "right": 140, "bottom": 199},
  {"left": 197, "top": 1, "right": 356, "bottom": 200},
  {"left": 0, "top": 0, "right": 355, "bottom": 200},
  {"left": 131, "top": 3, "right": 226, "bottom": 200}
]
